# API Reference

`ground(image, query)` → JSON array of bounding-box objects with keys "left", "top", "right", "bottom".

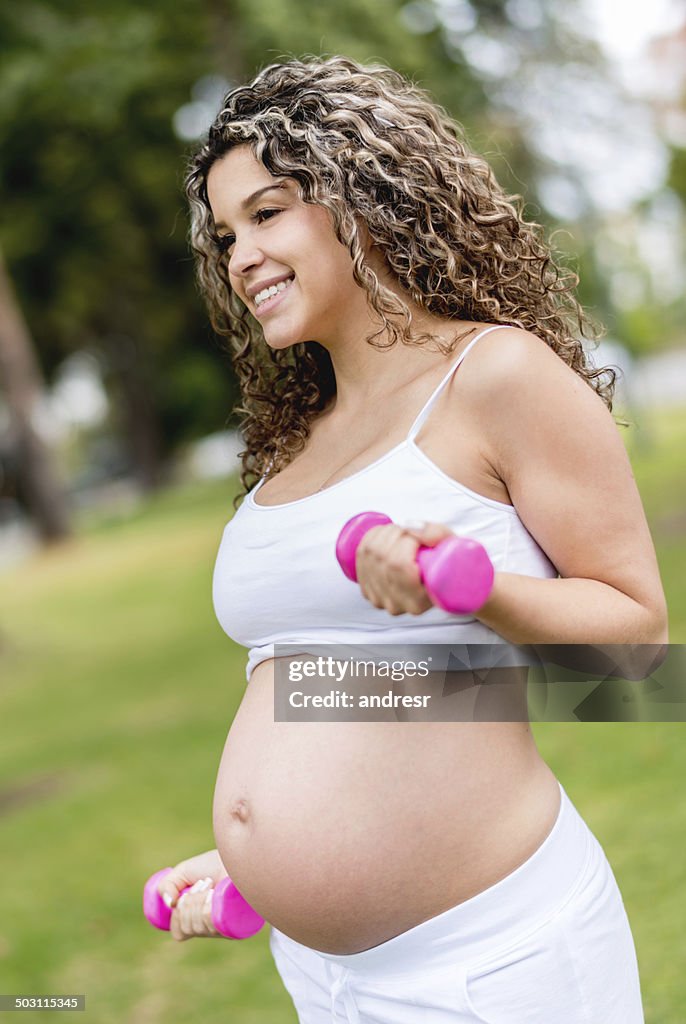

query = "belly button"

[{"left": 231, "top": 798, "right": 250, "bottom": 823}]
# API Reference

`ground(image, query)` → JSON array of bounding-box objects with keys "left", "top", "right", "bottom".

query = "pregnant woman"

[{"left": 157, "top": 56, "right": 667, "bottom": 1022}]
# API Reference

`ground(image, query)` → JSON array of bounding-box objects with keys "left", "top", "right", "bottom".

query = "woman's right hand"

[{"left": 157, "top": 849, "right": 229, "bottom": 942}]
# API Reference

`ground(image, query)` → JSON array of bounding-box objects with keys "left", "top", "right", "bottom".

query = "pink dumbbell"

[
  {"left": 143, "top": 867, "right": 264, "bottom": 940},
  {"left": 335, "top": 511, "right": 494, "bottom": 615}
]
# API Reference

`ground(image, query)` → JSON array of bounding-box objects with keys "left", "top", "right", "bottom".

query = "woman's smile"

[{"left": 252, "top": 275, "right": 295, "bottom": 317}]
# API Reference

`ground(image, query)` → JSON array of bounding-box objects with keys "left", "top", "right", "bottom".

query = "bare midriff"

[{"left": 213, "top": 655, "right": 562, "bottom": 955}]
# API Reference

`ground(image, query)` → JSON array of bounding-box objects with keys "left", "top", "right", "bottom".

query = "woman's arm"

[{"left": 468, "top": 328, "right": 668, "bottom": 646}]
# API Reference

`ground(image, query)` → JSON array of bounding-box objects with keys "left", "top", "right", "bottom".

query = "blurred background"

[{"left": 1, "top": 1, "right": 684, "bottom": 1021}]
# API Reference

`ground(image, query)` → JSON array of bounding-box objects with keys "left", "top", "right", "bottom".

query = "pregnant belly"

[{"left": 213, "top": 658, "right": 560, "bottom": 954}]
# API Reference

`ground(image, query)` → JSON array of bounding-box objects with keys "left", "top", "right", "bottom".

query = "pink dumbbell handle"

[
  {"left": 336, "top": 511, "right": 494, "bottom": 615},
  {"left": 143, "top": 867, "right": 264, "bottom": 940}
]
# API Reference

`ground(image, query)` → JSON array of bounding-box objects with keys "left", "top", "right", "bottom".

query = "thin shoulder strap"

[{"left": 406, "top": 325, "right": 508, "bottom": 443}]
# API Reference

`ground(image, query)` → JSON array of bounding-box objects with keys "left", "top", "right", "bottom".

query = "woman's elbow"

[
  {"left": 636, "top": 598, "right": 669, "bottom": 676},
  {"left": 646, "top": 594, "right": 669, "bottom": 646},
  {"left": 616, "top": 596, "right": 668, "bottom": 679}
]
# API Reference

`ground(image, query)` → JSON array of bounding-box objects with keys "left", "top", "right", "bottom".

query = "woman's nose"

[{"left": 229, "top": 238, "right": 264, "bottom": 278}]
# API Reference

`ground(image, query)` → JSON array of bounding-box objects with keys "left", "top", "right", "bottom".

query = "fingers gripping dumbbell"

[
  {"left": 143, "top": 867, "right": 264, "bottom": 940},
  {"left": 335, "top": 511, "right": 494, "bottom": 615}
]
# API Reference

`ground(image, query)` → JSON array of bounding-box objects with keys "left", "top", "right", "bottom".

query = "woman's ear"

[
  {"left": 354, "top": 219, "right": 391, "bottom": 278},
  {"left": 355, "top": 216, "right": 373, "bottom": 254}
]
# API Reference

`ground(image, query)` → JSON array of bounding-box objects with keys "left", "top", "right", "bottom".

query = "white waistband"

[{"left": 280, "top": 781, "right": 594, "bottom": 975}]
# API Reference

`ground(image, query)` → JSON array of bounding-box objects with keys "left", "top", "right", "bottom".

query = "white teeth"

[{"left": 254, "top": 276, "right": 294, "bottom": 307}]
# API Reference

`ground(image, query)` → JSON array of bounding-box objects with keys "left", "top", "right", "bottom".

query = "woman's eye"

[
  {"left": 214, "top": 209, "right": 281, "bottom": 255},
  {"left": 254, "top": 207, "right": 281, "bottom": 224},
  {"left": 216, "top": 234, "right": 235, "bottom": 253}
]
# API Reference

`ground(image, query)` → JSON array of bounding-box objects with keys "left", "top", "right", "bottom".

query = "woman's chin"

[{"left": 262, "top": 330, "right": 309, "bottom": 351}]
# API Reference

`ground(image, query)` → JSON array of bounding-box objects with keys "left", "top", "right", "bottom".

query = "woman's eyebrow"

[{"left": 214, "top": 182, "right": 290, "bottom": 230}]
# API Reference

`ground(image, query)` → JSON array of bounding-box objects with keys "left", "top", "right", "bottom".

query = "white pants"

[{"left": 270, "top": 782, "right": 644, "bottom": 1023}]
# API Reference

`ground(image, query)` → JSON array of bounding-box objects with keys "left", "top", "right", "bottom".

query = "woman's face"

[{"left": 206, "top": 145, "right": 368, "bottom": 350}]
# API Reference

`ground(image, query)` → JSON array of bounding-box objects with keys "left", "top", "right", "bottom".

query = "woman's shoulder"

[
  {"left": 459, "top": 323, "right": 559, "bottom": 370},
  {"left": 455, "top": 324, "right": 595, "bottom": 407},
  {"left": 455, "top": 324, "right": 616, "bottom": 456}
]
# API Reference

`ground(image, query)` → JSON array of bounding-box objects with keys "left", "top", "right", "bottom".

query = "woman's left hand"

[{"left": 354, "top": 519, "right": 455, "bottom": 615}]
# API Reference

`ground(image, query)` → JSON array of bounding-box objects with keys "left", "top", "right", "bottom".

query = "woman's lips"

[{"left": 253, "top": 276, "right": 295, "bottom": 318}]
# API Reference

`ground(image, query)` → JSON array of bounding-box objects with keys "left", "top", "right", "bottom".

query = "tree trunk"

[
  {"left": 102, "top": 332, "right": 165, "bottom": 493},
  {"left": 0, "top": 248, "right": 72, "bottom": 543},
  {"left": 206, "top": 0, "right": 248, "bottom": 82}
]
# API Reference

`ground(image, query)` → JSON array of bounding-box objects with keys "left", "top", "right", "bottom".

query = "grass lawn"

[{"left": 0, "top": 407, "right": 684, "bottom": 1023}]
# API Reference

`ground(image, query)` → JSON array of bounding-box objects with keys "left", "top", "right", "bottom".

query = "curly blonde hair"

[{"left": 185, "top": 54, "right": 614, "bottom": 507}]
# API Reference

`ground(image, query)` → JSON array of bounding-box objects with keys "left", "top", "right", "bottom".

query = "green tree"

[{"left": 0, "top": 0, "right": 653, "bottom": 510}]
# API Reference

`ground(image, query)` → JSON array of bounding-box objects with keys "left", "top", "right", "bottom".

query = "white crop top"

[{"left": 212, "top": 325, "right": 558, "bottom": 681}]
